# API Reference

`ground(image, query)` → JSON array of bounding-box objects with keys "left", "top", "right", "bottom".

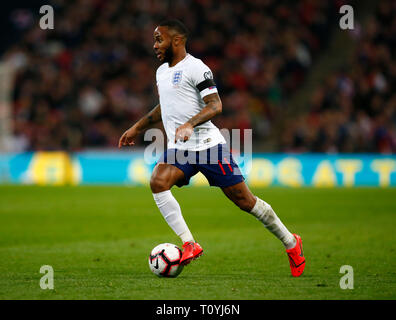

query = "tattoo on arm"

[
  {"left": 136, "top": 104, "right": 161, "bottom": 131},
  {"left": 147, "top": 104, "right": 161, "bottom": 124},
  {"left": 187, "top": 93, "right": 222, "bottom": 128},
  {"left": 207, "top": 97, "right": 219, "bottom": 111}
]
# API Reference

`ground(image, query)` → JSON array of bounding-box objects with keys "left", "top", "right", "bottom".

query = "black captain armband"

[{"left": 196, "top": 79, "right": 216, "bottom": 92}]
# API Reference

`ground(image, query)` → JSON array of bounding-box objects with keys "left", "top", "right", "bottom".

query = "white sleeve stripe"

[{"left": 200, "top": 86, "right": 218, "bottom": 99}]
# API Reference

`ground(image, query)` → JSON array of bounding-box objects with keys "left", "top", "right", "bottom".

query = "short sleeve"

[{"left": 190, "top": 60, "right": 218, "bottom": 99}]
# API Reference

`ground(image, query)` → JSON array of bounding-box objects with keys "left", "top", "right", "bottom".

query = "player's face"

[{"left": 153, "top": 26, "right": 174, "bottom": 63}]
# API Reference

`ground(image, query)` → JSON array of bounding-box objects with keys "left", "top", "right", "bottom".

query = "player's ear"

[{"left": 173, "top": 35, "right": 184, "bottom": 47}]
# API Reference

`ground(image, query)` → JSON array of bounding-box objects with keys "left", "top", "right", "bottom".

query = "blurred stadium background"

[
  {"left": 0, "top": 0, "right": 395, "bottom": 186},
  {"left": 1, "top": 0, "right": 396, "bottom": 302}
]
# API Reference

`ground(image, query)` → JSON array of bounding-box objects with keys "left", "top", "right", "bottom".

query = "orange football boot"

[
  {"left": 286, "top": 234, "right": 305, "bottom": 277},
  {"left": 180, "top": 242, "right": 203, "bottom": 265}
]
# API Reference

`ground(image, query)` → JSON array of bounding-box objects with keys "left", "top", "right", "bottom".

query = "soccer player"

[{"left": 119, "top": 19, "right": 305, "bottom": 277}]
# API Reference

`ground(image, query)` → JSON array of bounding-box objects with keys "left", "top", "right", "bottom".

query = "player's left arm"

[{"left": 175, "top": 93, "right": 222, "bottom": 142}]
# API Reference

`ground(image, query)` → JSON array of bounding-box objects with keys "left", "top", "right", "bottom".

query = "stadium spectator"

[
  {"left": 282, "top": 0, "right": 396, "bottom": 153},
  {"left": 4, "top": 0, "right": 340, "bottom": 151}
]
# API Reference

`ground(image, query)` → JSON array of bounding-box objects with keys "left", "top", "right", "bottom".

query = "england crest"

[{"left": 172, "top": 70, "right": 183, "bottom": 87}]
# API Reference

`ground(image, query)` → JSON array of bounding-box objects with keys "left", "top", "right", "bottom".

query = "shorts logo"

[{"left": 172, "top": 71, "right": 183, "bottom": 87}]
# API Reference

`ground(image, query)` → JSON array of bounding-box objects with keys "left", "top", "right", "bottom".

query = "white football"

[{"left": 148, "top": 243, "right": 184, "bottom": 278}]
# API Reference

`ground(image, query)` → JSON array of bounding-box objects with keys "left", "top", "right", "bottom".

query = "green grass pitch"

[{"left": 0, "top": 185, "right": 395, "bottom": 300}]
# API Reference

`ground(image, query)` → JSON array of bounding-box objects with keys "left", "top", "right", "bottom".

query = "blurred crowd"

[
  {"left": 4, "top": 0, "right": 343, "bottom": 151},
  {"left": 281, "top": 0, "right": 396, "bottom": 153}
]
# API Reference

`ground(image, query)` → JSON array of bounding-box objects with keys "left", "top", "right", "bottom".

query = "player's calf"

[{"left": 221, "top": 182, "right": 256, "bottom": 212}]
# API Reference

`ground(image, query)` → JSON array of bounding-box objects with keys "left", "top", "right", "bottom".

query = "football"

[{"left": 148, "top": 243, "right": 184, "bottom": 278}]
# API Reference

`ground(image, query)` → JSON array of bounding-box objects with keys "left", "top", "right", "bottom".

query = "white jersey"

[{"left": 156, "top": 53, "right": 226, "bottom": 151}]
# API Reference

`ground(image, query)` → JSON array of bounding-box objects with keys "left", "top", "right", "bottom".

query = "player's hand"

[
  {"left": 175, "top": 123, "right": 194, "bottom": 143},
  {"left": 118, "top": 126, "right": 139, "bottom": 148}
]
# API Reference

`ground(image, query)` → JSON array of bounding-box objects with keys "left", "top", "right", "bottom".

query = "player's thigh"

[
  {"left": 150, "top": 163, "right": 186, "bottom": 193},
  {"left": 221, "top": 181, "right": 256, "bottom": 212}
]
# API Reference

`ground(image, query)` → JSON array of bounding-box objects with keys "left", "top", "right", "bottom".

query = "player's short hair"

[{"left": 159, "top": 19, "right": 189, "bottom": 40}]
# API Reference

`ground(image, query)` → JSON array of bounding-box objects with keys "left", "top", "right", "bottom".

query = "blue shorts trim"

[{"left": 157, "top": 144, "right": 244, "bottom": 188}]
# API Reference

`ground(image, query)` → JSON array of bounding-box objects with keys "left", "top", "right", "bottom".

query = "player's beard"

[{"left": 163, "top": 44, "right": 174, "bottom": 64}]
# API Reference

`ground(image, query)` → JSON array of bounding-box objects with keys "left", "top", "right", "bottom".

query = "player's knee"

[{"left": 150, "top": 175, "right": 170, "bottom": 193}]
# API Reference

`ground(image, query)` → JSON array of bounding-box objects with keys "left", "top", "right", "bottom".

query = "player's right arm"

[{"left": 118, "top": 103, "right": 161, "bottom": 148}]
